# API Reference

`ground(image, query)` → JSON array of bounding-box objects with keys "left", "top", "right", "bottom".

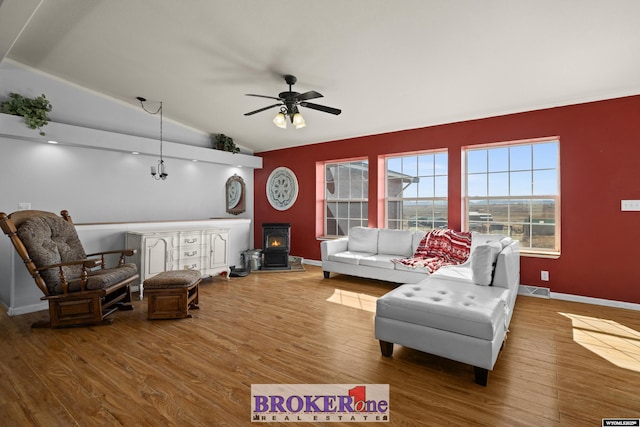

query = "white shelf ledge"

[{"left": 0, "top": 113, "right": 263, "bottom": 169}]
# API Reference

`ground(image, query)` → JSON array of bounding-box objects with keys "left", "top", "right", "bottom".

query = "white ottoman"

[{"left": 375, "top": 278, "right": 510, "bottom": 386}]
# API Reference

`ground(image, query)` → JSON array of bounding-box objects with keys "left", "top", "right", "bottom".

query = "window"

[
  {"left": 386, "top": 151, "right": 448, "bottom": 231},
  {"left": 465, "top": 139, "right": 560, "bottom": 252},
  {"left": 324, "top": 160, "right": 368, "bottom": 236}
]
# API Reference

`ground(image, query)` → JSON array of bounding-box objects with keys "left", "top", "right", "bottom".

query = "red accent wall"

[{"left": 255, "top": 95, "right": 640, "bottom": 304}]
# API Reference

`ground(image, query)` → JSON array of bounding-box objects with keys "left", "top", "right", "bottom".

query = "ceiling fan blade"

[
  {"left": 300, "top": 102, "right": 342, "bottom": 115},
  {"left": 244, "top": 103, "right": 282, "bottom": 116},
  {"left": 295, "top": 91, "right": 323, "bottom": 101},
  {"left": 246, "top": 94, "right": 282, "bottom": 101}
]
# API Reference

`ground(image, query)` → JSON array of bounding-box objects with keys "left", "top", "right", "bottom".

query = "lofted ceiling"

[{"left": 2, "top": 0, "right": 640, "bottom": 153}]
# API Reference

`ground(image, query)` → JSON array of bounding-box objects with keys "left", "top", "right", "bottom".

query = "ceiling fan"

[{"left": 244, "top": 75, "right": 341, "bottom": 129}]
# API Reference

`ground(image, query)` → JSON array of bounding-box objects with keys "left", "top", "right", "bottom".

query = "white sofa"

[
  {"left": 321, "top": 227, "right": 520, "bottom": 386},
  {"left": 321, "top": 227, "right": 436, "bottom": 283}
]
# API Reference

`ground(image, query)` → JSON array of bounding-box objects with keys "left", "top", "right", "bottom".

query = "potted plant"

[
  {"left": 212, "top": 133, "right": 240, "bottom": 154},
  {"left": 0, "top": 92, "right": 52, "bottom": 136}
]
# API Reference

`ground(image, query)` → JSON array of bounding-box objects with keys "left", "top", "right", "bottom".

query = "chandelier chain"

[{"left": 138, "top": 98, "right": 167, "bottom": 180}]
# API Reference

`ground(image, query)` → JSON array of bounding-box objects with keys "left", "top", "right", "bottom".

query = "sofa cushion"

[
  {"left": 378, "top": 229, "right": 413, "bottom": 257},
  {"left": 376, "top": 279, "right": 509, "bottom": 340},
  {"left": 347, "top": 227, "right": 379, "bottom": 253},
  {"left": 393, "top": 261, "right": 432, "bottom": 275},
  {"left": 328, "top": 251, "right": 376, "bottom": 265},
  {"left": 431, "top": 264, "right": 474, "bottom": 284},
  {"left": 471, "top": 240, "right": 503, "bottom": 286},
  {"left": 392, "top": 256, "right": 455, "bottom": 274},
  {"left": 359, "top": 254, "right": 397, "bottom": 270}
]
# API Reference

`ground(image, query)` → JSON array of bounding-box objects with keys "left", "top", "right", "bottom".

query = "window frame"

[
  {"left": 384, "top": 149, "right": 448, "bottom": 232},
  {"left": 323, "top": 159, "right": 369, "bottom": 237},
  {"left": 463, "top": 138, "right": 560, "bottom": 255}
]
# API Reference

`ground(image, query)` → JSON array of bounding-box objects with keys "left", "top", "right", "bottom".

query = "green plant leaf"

[{"left": 0, "top": 92, "right": 52, "bottom": 135}]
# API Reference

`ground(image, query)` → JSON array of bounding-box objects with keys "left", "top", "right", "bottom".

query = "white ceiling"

[{"left": 2, "top": 0, "right": 640, "bottom": 153}]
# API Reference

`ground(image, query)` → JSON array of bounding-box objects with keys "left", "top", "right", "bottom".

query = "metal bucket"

[{"left": 242, "top": 249, "right": 263, "bottom": 271}]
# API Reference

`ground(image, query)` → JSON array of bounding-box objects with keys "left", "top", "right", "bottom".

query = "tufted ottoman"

[
  {"left": 375, "top": 278, "right": 510, "bottom": 386},
  {"left": 144, "top": 270, "right": 201, "bottom": 320}
]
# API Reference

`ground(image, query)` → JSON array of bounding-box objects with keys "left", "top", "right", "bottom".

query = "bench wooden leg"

[
  {"left": 323, "top": 271, "right": 330, "bottom": 279},
  {"left": 379, "top": 340, "right": 394, "bottom": 357}
]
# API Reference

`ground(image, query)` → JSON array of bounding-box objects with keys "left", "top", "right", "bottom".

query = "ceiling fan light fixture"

[
  {"left": 245, "top": 74, "right": 341, "bottom": 128},
  {"left": 273, "top": 112, "right": 287, "bottom": 129},
  {"left": 292, "top": 112, "right": 306, "bottom": 129}
]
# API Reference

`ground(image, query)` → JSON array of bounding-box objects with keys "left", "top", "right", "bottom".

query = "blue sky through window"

[{"left": 467, "top": 141, "right": 558, "bottom": 197}]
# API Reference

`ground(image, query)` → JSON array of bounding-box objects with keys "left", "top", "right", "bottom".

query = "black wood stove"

[{"left": 262, "top": 223, "right": 291, "bottom": 270}]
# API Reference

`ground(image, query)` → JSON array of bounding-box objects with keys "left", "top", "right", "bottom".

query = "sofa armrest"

[{"left": 321, "top": 238, "right": 349, "bottom": 261}]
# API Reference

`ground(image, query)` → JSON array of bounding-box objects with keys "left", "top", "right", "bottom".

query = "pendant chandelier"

[{"left": 137, "top": 96, "right": 167, "bottom": 180}]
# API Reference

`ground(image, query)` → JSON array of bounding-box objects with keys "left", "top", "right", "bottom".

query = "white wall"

[
  {"left": 0, "top": 136, "right": 253, "bottom": 222},
  {"left": 0, "top": 60, "right": 259, "bottom": 312}
]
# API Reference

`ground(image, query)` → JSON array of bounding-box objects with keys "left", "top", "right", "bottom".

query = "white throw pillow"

[
  {"left": 348, "top": 227, "right": 379, "bottom": 253},
  {"left": 378, "top": 229, "right": 413, "bottom": 257},
  {"left": 499, "top": 236, "right": 514, "bottom": 249},
  {"left": 471, "top": 240, "right": 502, "bottom": 286}
]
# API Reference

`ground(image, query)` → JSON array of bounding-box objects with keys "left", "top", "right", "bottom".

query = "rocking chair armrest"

[
  {"left": 34, "top": 258, "right": 100, "bottom": 272},
  {"left": 86, "top": 249, "right": 137, "bottom": 257}
]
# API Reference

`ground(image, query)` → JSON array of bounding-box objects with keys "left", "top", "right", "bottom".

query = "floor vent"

[{"left": 518, "top": 285, "right": 551, "bottom": 299}]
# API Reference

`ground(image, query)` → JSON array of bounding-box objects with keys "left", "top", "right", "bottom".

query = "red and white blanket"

[{"left": 393, "top": 229, "right": 472, "bottom": 274}]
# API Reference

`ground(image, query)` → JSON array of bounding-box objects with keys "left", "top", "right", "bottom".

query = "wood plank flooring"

[{"left": 1, "top": 265, "right": 640, "bottom": 426}]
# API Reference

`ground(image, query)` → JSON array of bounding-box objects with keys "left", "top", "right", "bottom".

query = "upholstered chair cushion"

[
  {"left": 17, "top": 216, "right": 87, "bottom": 293},
  {"left": 17, "top": 215, "right": 138, "bottom": 295},
  {"left": 62, "top": 264, "right": 138, "bottom": 294}
]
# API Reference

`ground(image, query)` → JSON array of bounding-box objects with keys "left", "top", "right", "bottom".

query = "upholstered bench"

[
  {"left": 144, "top": 270, "right": 201, "bottom": 320},
  {"left": 375, "top": 277, "right": 510, "bottom": 386}
]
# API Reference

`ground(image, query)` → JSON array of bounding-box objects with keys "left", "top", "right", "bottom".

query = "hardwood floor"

[{"left": 1, "top": 265, "right": 639, "bottom": 426}]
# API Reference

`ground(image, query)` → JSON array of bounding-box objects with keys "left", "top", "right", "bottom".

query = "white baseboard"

[
  {"left": 303, "top": 259, "right": 322, "bottom": 267},
  {"left": 550, "top": 292, "right": 640, "bottom": 311},
  {"left": 7, "top": 301, "right": 48, "bottom": 316}
]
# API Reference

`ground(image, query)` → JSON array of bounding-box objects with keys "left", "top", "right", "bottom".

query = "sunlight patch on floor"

[
  {"left": 326, "top": 289, "right": 377, "bottom": 313},
  {"left": 559, "top": 312, "right": 640, "bottom": 372}
]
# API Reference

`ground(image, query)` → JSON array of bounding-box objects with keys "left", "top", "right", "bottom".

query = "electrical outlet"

[
  {"left": 18, "top": 202, "right": 31, "bottom": 211},
  {"left": 621, "top": 200, "right": 640, "bottom": 211},
  {"left": 541, "top": 270, "right": 549, "bottom": 281}
]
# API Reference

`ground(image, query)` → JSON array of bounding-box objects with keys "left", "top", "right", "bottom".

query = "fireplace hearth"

[{"left": 262, "top": 223, "right": 291, "bottom": 270}]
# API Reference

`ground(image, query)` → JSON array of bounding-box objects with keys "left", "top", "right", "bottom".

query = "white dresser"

[{"left": 126, "top": 228, "right": 230, "bottom": 298}]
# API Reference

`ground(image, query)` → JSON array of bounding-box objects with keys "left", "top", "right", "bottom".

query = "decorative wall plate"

[
  {"left": 226, "top": 174, "right": 246, "bottom": 215},
  {"left": 266, "top": 167, "right": 298, "bottom": 211},
  {"left": 227, "top": 180, "right": 242, "bottom": 209}
]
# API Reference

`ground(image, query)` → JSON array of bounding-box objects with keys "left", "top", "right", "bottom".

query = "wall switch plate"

[
  {"left": 541, "top": 270, "right": 549, "bottom": 281},
  {"left": 17, "top": 202, "right": 31, "bottom": 211},
  {"left": 621, "top": 200, "right": 640, "bottom": 211}
]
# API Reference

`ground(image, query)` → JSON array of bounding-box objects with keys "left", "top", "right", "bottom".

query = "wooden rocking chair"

[{"left": 0, "top": 210, "right": 139, "bottom": 328}]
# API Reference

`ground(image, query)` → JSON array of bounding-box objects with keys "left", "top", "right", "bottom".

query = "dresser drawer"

[
  {"left": 178, "top": 260, "right": 201, "bottom": 271},
  {"left": 179, "top": 233, "right": 202, "bottom": 246},
  {"left": 174, "top": 247, "right": 202, "bottom": 260}
]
